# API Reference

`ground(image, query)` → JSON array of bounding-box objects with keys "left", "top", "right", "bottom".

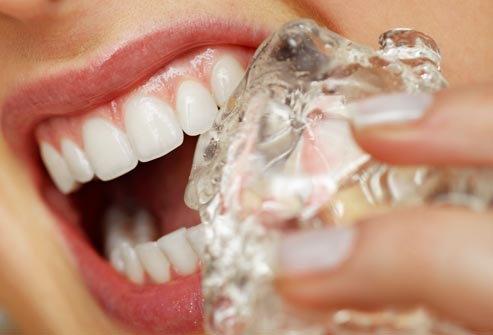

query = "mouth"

[{"left": 2, "top": 17, "right": 268, "bottom": 335}]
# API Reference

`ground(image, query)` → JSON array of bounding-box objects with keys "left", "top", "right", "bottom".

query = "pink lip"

[{"left": 1, "top": 16, "right": 270, "bottom": 334}]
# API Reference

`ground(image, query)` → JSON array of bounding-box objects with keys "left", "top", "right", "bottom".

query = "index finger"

[{"left": 349, "top": 84, "right": 493, "bottom": 166}]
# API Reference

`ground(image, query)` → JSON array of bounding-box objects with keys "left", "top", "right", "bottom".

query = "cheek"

[{"left": 0, "top": 0, "right": 53, "bottom": 20}]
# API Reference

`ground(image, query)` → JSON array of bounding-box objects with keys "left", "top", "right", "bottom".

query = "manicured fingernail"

[
  {"left": 349, "top": 93, "right": 433, "bottom": 129},
  {"left": 279, "top": 227, "right": 355, "bottom": 276}
]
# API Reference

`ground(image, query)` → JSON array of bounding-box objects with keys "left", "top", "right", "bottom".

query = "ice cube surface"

[{"left": 185, "top": 19, "right": 490, "bottom": 335}]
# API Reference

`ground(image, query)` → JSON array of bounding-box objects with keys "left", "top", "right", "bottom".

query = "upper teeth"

[
  {"left": 103, "top": 205, "right": 206, "bottom": 285},
  {"left": 36, "top": 49, "right": 246, "bottom": 193}
]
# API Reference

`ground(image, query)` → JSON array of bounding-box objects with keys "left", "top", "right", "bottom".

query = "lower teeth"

[{"left": 102, "top": 204, "right": 205, "bottom": 284}]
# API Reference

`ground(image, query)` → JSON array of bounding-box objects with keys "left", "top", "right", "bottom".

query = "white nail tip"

[
  {"left": 135, "top": 242, "right": 171, "bottom": 284},
  {"left": 349, "top": 93, "right": 432, "bottom": 129},
  {"left": 82, "top": 118, "right": 138, "bottom": 181},
  {"left": 176, "top": 80, "right": 218, "bottom": 136},
  {"left": 120, "top": 243, "right": 145, "bottom": 284},
  {"left": 60, "top": 139, "right": 94, "bottom": 183},
  {"left": 124, "top": 94, "right": 184, "bottom": 162},
  {"left": 211, "top": 55, "right": 245, "bottom": 107},
  {"left": 157, "top": 228, "right": 199, "bottom": 276},
  {"left": 39, "top": 142, "right": 78, "bottom": 194}
]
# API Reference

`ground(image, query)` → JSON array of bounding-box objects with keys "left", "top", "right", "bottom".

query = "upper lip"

[{"left": 1, "top": 15, "right": 269, "bottom": 162}]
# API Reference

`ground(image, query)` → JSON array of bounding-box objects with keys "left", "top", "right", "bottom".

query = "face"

[{"left": 0, "top": 1, "right": 492, "bottom": 334}]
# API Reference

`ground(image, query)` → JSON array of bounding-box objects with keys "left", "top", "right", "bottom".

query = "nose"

[{"left": 0, "top": 0, "right": 56, "bottom": 20}]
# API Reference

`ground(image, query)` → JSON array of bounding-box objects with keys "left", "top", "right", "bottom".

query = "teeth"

[
  {"left": 103, "top": 206, "right": 158, "bottom": 271},
  {"left": 39, "top": 142, "right": 79, "bottom": 194},
  {"left": 60, "top": 139, "right": 94, "bottom": 183},
  {"left": 123, "top": 94, "right": 184, "bottom": 162},
  {"left": 103, "top": 205, "right": 206, "bottom": 284},
  {"left": 120, "top": 242, "right": 145, "bottom": 284},
  {"left": 133, "top": 209, "right": 159, "bottom": 243},
  {"left": 176, "top": 80, "right": 219, "bottom": 136},
  {"left": 107, "top": 224, "right": 204, "bottom": 284},
  {"left": 135, "top": 242, "right": 171, "bottom": 284},
  {"left": 186, "top": 224, "right": 206, "bottom": 261},
  {"left": 157, "top": 228, "right": 199, "bottom": 276},
  {"left": 211, "top": 55, "right": 245, "bottom": 107},
  {"left": 109, "top": 248, "right": 125, "bottom": 273},
  {"left": 82, "top": 118, "right": 138, "bottom": 181}
]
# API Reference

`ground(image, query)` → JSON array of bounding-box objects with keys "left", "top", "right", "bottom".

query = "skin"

[{"left": 0, "top": 0, "right": 492, "bottom": 333}]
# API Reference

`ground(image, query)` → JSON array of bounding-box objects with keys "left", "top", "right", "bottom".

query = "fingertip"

[{"left": 276, "top": 208, "right": 493, "bottom": 331}]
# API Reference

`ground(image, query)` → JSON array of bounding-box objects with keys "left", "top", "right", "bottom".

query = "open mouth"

[{"left": 2, "top": 19, "right": 268, "bottom": 335}]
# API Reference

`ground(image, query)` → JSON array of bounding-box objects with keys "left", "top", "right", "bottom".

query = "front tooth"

[
  {"left": 135, "top": 242, "right": 171, "bottom": 284},
  {"left": 176, "top": 80, "right": 218, "bottom": 136},
  {"left": 39, "top": 142, "right": 78, "bottom": 194},
  {"left": 211, "top": 55, "right": 245, "bottom": 107},
  {"left": 120, "top": 242, "right": 145, "bottom": 284},
  {"left": 60, "top": 139, "right": 94, "bottom": 183},
  {"left": 157, "top": 228, "right": 199, "bottom": 276},
  {"left": 124, "top": 94, "right": 184, "bottom": 162},
  {"left": 186, "top": 224, "right": 206, "bottom": 261},
  {"left": 82, "top": 118, "right": 138, "bottom": 181}
]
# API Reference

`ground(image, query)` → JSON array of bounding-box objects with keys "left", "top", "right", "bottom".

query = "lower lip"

[{"left": 59, "top": 209, "right": 203, "bottom": 334}]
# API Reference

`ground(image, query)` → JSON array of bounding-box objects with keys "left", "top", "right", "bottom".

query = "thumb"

[{"left": 277, "top": 208, "right": 493, "bottom": 332}]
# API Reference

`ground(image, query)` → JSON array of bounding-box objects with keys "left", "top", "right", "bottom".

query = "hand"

[{"left": 277, "top": 84, "right": 493, "bottom": 332}]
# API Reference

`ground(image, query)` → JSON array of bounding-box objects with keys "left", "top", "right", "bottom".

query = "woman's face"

[{"left": 0, "top": 1, "right": 492, "bottom": 334}]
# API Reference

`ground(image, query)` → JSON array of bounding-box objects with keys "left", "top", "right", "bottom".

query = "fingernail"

[
  {"left": 349, "top": 93, "right": 433, "bottom": 129},
  {"left": 279, "top": 227, "right": 355, "bottom": 276}
]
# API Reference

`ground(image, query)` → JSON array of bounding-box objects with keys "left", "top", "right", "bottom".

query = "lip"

[
  {"left": 1, "top": 15, "right": 270, "bottom": 334},
  {"left": 1, "top": 16, "right": 269, "bottom": 162}
]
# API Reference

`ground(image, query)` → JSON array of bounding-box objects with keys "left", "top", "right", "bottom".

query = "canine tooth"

[
  {"left": 124, "top": 94, "right": 184, "bottom": 162},
  {"left": 82, "top": 118, "right": 138, "bottom": 181},
  {"left": 120, "top": 243, "right": 145, "bottom": 284},
  {"left": 157, "top": 228, "right": 198, "bottom": 276},
  {"left": 135, "top": 242, "right": 171, "bottom": 284},
  {"left": 186, "top": 224, "right": 206, "bottom": 261},
  {"left": 60, "top": 139, "right": 94, "bottom": 183},
  {"left": 39, "top": 142, "right": 78, "bottom": 194},
  {"left": 211, "top": 55, "right": 245, "bottom": 107},
  {"left": 176, "top": 80, "right": 218, "bottom": 136}
]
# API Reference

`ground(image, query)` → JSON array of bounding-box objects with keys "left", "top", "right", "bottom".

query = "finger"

[
  {"left": 349, "top": 84, "right": 493, "bottom": 166},
  {"left": 277, "top": 208, "right": 493, "bottom": 332}
]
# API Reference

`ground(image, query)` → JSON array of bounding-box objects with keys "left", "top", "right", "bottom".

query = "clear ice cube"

[{"left": 185, "top": 19, "right": 492, "bottom": 335}]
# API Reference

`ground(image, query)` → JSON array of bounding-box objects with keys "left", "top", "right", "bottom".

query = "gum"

[{"left": 35, "top": 46, "right": 253, "bottom": 151}]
